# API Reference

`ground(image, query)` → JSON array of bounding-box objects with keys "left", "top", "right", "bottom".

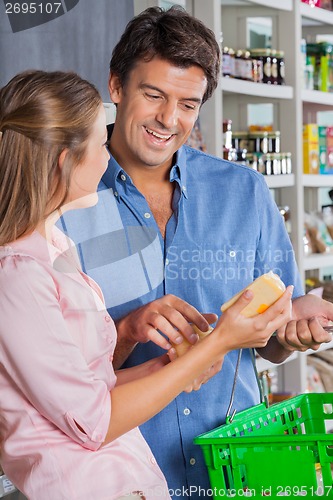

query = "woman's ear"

[
  {"left": 108, "top": 72, "right": 123, "bottom": 104},
  {"left": 58, "top": 148, "right": 68, "bottom": 170}
]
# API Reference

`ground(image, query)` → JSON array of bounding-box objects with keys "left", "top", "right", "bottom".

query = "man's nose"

[{"left": 156, "top": 100, "right": 178, "bottom": 129}]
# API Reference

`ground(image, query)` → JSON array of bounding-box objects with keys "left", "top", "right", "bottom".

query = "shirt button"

[
  {"left": 165, "top": 258, "right": 169, "bottom": 266},
  {"left": 144, "top": 212, "right": 151, "bottom": 219},
  {"left": 105, "top": 315, "right": 111, "bottom": 322},
  {"left": 106, "top": 336, "right": 113, "bottom": 344},
  {"left": 190, "top": 458, "right": 196, "bottom": 466},
  {"left": 229, "top": 250, "right": 236, "bottom": 258},
  {"left": 109, "top": 354, "right": 113, "bottom": 362},
  {"left": 114, "top": 191, "right": 118, "bottom": 197},
  {"left": 120, "top": 174, "right": 126, "bottom": 181},
  {"left": 182, "top": 185, "right": 186, "bottom": 192},
  {"left": 183, "top": 408, "right": 191, "bottom": 416},
  {"left": 150, "top": 456, "right": 156, "bottom": 465}
]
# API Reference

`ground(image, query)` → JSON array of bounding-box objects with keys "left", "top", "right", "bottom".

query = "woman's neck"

[{"left": 36, "top": 209, "right": 61, "bottom": 242}]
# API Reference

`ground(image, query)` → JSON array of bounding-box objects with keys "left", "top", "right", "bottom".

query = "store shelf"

[
  {"left": 300, "top": 3, "right": 333, "bottom": 26},
  {"left": 304, "top": 252, "right": 333, "bottom": 271},
  {"left": 265, "top": 174, "right": 295, "bottom": 189},
  {"left": 221, "top": 0, "right": 292, "bottom": 10},
  {"left": 0, "top": 476, "right": 16, "bottom": 498},
  {"left": 194, "top": 0, "right": 333, "bottom": 396},
  {"left": 303, "top": 174, "right": 333, "bottom": 187},
  {"left": 302, "top": 90, "right": 333, "bottom": 108},
  {"left": 256, "top": 351, "right": 298, "bottom": 373},
  {"left": 306, "top": 337, "right": 333, "bottom": 356},
  {"left": 221, "top": 77, "right": 293, "bottom": 99},
  {"left": 103, "top": 102, "right": 116, "bottom": 125}
]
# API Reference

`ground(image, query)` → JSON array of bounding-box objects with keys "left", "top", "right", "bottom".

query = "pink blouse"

[{"left": 0, "top": 228, "right": 170, "bottom": 500}]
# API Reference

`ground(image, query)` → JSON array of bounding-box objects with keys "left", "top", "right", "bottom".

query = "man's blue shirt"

[{"left": 59, "top": 141, "right": 303, "bottom": 498}]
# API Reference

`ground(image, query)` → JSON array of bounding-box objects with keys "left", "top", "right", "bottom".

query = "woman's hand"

[
  {"left": 212, "top": 285, "right": 294, "bottom": 353},
  {"left": 168, "top": 346, "right": 223, "bottom": 392},
  {"left": 166, "top": 285, "right": 293, "bottom": 392}
]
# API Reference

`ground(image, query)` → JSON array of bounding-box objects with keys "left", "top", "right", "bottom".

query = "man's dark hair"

[{"left": 110, "top": 6, "right": 220, "bottom": 104}]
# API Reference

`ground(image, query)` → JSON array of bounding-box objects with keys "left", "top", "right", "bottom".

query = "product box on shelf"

[
  {"left": 327, "top": 126, "right": 333, "bottom": 171},
  {"left": 318, "top": 0, "right": 333, "bottom": 9},
  {"left": 319, "top": 125, "right": 327, "bottom": 173},
  {"left": 303, "top": 123, "right": 319, "bottom": 174},
  {"left": 306, "top": 42, "right": 333, "bottom": 93},
  {"left": 301, "top": 0, "right": 320, "bottom": 5},
  {"left": 301, "top": 0, "right": 333, "bottom": 7}
]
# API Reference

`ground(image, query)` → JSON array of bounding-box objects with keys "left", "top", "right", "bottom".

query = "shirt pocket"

[{"left": 198, "top": 242, "right": 257, "bottom": 302}]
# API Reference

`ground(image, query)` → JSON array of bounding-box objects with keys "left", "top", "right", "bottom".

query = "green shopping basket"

[{"left": 194, "top": 392, "right": 333, "bottom": 497}]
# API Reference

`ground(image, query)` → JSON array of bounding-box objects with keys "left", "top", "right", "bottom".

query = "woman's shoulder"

[
  {"left": 0, "top": 234, "right": 53, "bottom": 284},
  {"left": 0, "top": 245, "right": 43, "bottom": 280}
]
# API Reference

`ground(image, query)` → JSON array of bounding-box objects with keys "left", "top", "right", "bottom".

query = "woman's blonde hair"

[{"left": 0, "top": 70, "right": 102, "bottom": 245}]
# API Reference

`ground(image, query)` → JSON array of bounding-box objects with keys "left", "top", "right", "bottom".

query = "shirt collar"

[
  {"left": 101, "top": 124, "right": 127, "bottom": 202},
  {"left": 101, "top": 155, "right": 124, "bottom": 203},
  {"left": 102, "top": 124, "right": 188, "bottom": 200},
  {"left": 170, "top": 146, "right": 188, "bottom": 199}
]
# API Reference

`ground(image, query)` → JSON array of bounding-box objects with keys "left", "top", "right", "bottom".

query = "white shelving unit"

[
  {"left": 133, "top": 0, "right": 333, "bottom": 396},
  {"left": 189, "top": 0, "right": 333, "bottom": 395},
  {"left": 265, "top": 174, "right": 295, "bottom": 189},
  {"left": 300, "top": 1, "right": 333, "bottom": 24},
  {"left": 303, "top": 174, "right": 333, "bottom": 187},
  {"left": 221, "top": 76, "right": 294, "bottom": 99},
  {"left": 256, "top": 351, "right": 298, "bottom": 374}
]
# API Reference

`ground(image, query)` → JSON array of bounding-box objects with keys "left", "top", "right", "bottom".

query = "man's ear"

[{"left": 108, "top": 72, "right": 123, "bottom": 104}]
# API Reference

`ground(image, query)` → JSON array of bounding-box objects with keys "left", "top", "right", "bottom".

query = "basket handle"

[
  {"left": 225, "top": 348, "right": 268, "bottom": 424},
  {"left": 250, "top": 347, "right": 269, "bottom": 407}
]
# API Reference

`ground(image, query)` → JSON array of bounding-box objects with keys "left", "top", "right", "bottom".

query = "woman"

[{"left": 0, "top": 70, "right": 293, "bottom": 500}]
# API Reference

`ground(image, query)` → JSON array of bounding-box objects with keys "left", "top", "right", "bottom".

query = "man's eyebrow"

[{"left": 140, "top": 83, "right": 202, "bottom": 104}]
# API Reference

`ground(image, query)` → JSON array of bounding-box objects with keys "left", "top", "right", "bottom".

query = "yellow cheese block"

[
  {"left": 171, "top": 324, "right": 214, "bottom": 357},
  {"left": 221, "top": 271, "right": 286, "bottom": 318}
]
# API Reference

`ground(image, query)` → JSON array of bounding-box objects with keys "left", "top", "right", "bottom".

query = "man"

[{"left": 59, "top": 6, "right": 333, "bottom": 497}]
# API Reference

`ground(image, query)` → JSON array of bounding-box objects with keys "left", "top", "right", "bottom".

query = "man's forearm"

[
  {"left": 256, "top": 335, "right": 293, "bottom": 364},
  {"left": 113, "top": 318, "right": 138, "bottom": 369}
]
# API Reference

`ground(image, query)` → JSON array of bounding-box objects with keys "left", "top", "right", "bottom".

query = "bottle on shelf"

[
  {"left": 242, "top": 50, "right": 253, "bottom": 81},
  {"left": 268, "top": 130, "right": 281, "bottom": 153},
  {"left": 270, "top": 49, "right": 278, "bottom": 85},
  {"left": 261, "top": 48, "right": 272, "bottom": 84},
  {"left": 222, "top": 46, "right": 232, "bottom": 77},
  {"left": 234, "top": 49, "right": 244, "bottom": 79},
  {"left": 248, "top": 131, "right": 269, "bottom": 155},
  {"left": 222, "top": 46, "right": 235, "bottom": 78},
  {"left": 276, "top": 50, "right": 286, "bottom": 85},
  {"left": 223, "top": 119, "right": 234, "bottom": 160}
]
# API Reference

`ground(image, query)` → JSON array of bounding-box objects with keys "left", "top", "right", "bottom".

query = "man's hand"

[
  {"left": 275, "top": 294, "right": 333, "bottom": 352},
  {"left": 114, "top": 294, "right": 217, "bottom": 368}
]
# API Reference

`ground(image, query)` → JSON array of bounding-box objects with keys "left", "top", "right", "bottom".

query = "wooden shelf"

[{"left": 221, "top": 77, "right": 293, "bottom": 99}]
